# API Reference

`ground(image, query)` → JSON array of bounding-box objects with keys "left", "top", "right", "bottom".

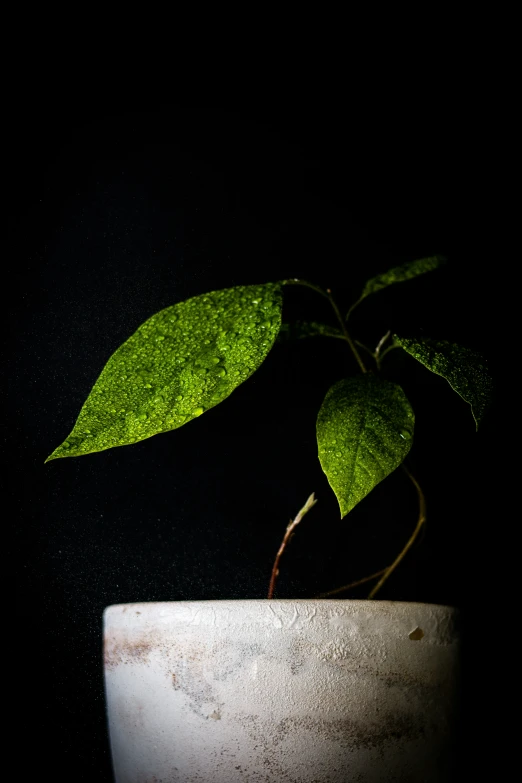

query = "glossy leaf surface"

[
  {"left": 46, "top": 283, "right": 283, "bottom": 461},
  {"left": 317, "top": 375, "right": 415, "bottom": 517},
  {"left": 394, "top": 334, "right": 493, "bottom": 429}
]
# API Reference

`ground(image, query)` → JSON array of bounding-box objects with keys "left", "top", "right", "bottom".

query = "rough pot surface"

[{"left": 103, "top": 599, "right": 460, "bottom": 783}]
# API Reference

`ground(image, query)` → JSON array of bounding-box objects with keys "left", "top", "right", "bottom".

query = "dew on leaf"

[{"left": 46, "top": 282, "right": 283, "bottom": 460}]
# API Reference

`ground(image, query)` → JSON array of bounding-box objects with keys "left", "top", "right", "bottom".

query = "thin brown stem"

[
  {"left": 354, "top": 339, "right": 375, "bottom": 358},
  {"left": 345, "top": 297, "right": 363, "bottom": 323},
  {"left": 268, "top": 493, "right": 318, "bottom": 599},
  {"left": 283, "top": 278, "right": 367, "bottom": 374},
  {"left": 326, "top": 288, "right": 367, "bottom": 374},
  {"left": 378, "top": 343, "right": 400, "bottom": 363},
  {"left": 282, "top": 278, "right": 330, "bottom": 300},
  {"left": 314, "top": 568, "right": 388, "bottom": 598},
  {"left": 367, "top": 464, "right": 426, "bottom": 599}
]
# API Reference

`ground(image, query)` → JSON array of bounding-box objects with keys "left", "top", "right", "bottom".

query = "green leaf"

[
  {"left": 348, "top": 255, "right": 447, "bottom": 315},
  {"left": 46, "top": 283, "right": 283, "bottom": 461},
  {"left": 277, "top": 320, "right": 344, "bottom": 342},
  {"left": 394, "top": 334, "right": 493, "bottom": 430},
  {"left": 316, "top": 375, "right": 415, "bottom": 518}
]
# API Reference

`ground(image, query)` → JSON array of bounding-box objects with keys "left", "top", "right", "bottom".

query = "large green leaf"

[
  {"left": 46, "top": 283, "right": 283, "bottom": 461},
  {"left": 316, "top": 375, "right": 415, "bottom": 518},
  {"left": 394, "top": 334, "right": 493, "bottom": 430}
]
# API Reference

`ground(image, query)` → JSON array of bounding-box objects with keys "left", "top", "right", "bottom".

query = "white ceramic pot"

[{"left": 103, "top": 599, "right": 460, "bottom": 782}]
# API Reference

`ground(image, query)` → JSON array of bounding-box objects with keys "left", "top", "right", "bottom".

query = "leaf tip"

[{"left": 339, "top": 499, "right": 350, "bottom": 519}]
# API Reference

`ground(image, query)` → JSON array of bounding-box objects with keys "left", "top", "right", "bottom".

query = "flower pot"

[{"left": 103, "top": 599, "right": 460, "bottom": 782}]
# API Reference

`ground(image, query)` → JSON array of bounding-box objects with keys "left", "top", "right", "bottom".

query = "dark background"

[{"left": 8, "top": 100, "right": 501, "bottom": 780}]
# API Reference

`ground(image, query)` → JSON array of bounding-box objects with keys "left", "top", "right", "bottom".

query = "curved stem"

[
  {"left": 345, "top": 297, "right": 363, "bottom": 323},
  {"left": 378, "top": 343, "right": 400, "bottom": 363},
  {"left": 282, "top": 278, "right": 330, "bottom": 300},
  {"left": 314, "top": 568, "right": 387, "bottom": 598},
  {"left": 268, "top": 493, "right": 318, "bottom": 599},
  {"left": 283, "top": 279, "right": 367, "bottom": 374},
  {"left": 354, "top": 339, "right": 376, "bottom": 358},
  {"left": 367, "top": 464, "right": 426, "bottom": 599},
  {"left": 374, "top": 330, "right": 391, "bottom": 371},
  {"left": 326, "top": 288, "right": 367, "bottom": 374}
]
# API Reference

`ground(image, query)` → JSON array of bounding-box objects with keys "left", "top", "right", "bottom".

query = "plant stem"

[
  {"left": 314, "top": 568, "right": 388, "bottom": 598},
  {"left": 354, "top": 339, "right": 376, "bottom": 358},
  {"left": 283, "top": 279, "right": 367, "bottom": 374},
  {"left": 378, "top": 343, "right": 400, "bottom": 363},
  {"left": 282, "top": 278, "right": 330, "bottom": 300},
  {"left": 367, "top": 464, "right": 426, "bottom": 599},
  {"left": 374, "top": 330, "right": 391, "bottom": 371},
  {"left": 345, "top": 297, "right": 363, "bottom": 323},
  {"left": 268, "top": 492, "right": 318, "bottom": 599},
  {"left": 326, "top": 288, "right": 367, "bottom": 374}
]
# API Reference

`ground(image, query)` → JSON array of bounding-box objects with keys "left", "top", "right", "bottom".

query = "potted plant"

[{"left": 46, "top": 255, "right": 492, "bottom": 782}]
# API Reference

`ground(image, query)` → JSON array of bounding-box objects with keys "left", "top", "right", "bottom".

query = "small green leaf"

[
  {"left": 277, "top": 320, "right": 344, "bottom": 342},
  {"left": 46, "top": 283, "right": 283, "bottom": 461},
  {"left": 347, "top": 256, "right": 447, "bottom": 317},
  {"left": 394, "top": 334, "right": 493, "bottom": 430},
  {"left": 316, "top": 375, "right": 415, "bottom": 518}
]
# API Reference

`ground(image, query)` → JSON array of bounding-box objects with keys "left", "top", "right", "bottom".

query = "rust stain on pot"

[
  {"left": 244, "top": 711, "right": 426, "bottom": 752},
  {"left": 103, "top": 634, "right": 154, "bottom": 670}
]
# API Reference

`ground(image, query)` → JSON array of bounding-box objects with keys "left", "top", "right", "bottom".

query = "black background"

[{"left": 8, "top": 99, "right": 502, "bottom": 780}]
